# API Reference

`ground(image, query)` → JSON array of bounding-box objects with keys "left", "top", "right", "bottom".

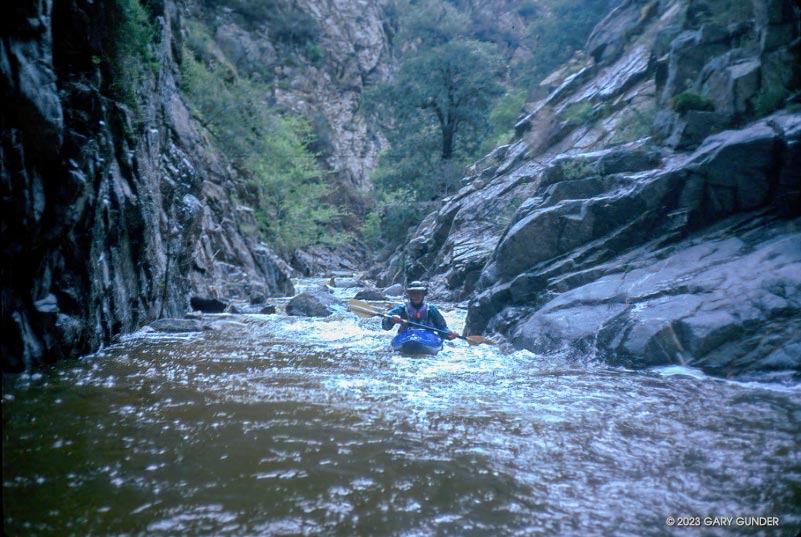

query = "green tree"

[
  {"left": 371, "top": 39, "right": 503, "bottom": 195},
  {"left": 394, "top": 0, "right": 471, "bottom": 47}
]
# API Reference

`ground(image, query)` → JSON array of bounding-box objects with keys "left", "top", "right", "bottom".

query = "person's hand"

[
  {"left": 391, "top": 315, "right": 403, "bottom": 325},
  {"left": 447, "top": 331, "right": 459, "bottom": 340}
]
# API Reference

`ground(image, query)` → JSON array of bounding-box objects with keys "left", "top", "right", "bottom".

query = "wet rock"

[
  {"left": 150, "top": 319, "right": 205, "bottom": 333},
  {"left": 699, "top": 50, "right": 761, "bottom": 118},
  {"left": 1, "top": 0, "right": 294, "bottom": 372},
  {"left": 772, "top": 113, "right": 801, "bottom": 216},
  {"left": 665, "top": 110, "right": 733, "bottom": 149},
  {"left": 586, "top": 0, "right": 653, "bottom": 65},
  {"left": 286, "top": 287, "right": 343, "bottom": 317},
  {"left": 685, "top": 121, "right": 780, "bottom": 217},
  {"left": 329, "top": 276, "right": 361, "bottom": 288},
  {"left": 34, "top": 294, "right": 59, "bottom": 315},
  {"left": 508, "top": 220, "right": 801, "bottom": 375},
  {"left": 661, "top": 23, "right": 751, "bottom": 104},
  {"left": 259, "top": 305, "right": 277, "bottom": 315},
  {"left": 392, "top": 0, "right": 801, "bottom": 377},
  {"left": 190, "top": 297, "right": 228, "bottom": 314},
  {"left": 249, "top": 294, "right": 266, "bottom": 305},
  {"left": 383, "top": 283, "right": 404, "bottom": 297},
  {"left": 354, "top": 288, "right": 387, "bottom": 301},
  {"left": 565, "top": 43, "right": 653, "bottom": 104}
]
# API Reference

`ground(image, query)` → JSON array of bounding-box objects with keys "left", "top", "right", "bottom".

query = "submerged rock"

[{"left": 150, "top": 319, "right": 205, "bottom": 333}]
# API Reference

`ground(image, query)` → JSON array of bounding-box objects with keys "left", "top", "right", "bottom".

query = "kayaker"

[{"left": 382, "top": 281, "right": 459, "bottom": 340}]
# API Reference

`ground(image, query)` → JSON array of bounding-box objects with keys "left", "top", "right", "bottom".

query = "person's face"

[{"left": 408, "top": 290, "right": 425, "bottom": 306}]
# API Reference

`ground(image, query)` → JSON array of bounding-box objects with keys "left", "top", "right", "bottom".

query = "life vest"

[{"left": 403, "top": 301, "right": 429, "bottom": 329}]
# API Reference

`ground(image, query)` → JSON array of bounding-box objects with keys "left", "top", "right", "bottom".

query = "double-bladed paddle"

[{"left": 348, "top": 299, "right": 495, "bottom": 346}]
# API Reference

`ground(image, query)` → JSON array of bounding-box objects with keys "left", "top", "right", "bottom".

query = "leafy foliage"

[
  {"left": 394, "top": 0, "right": 472, "bottom": 47},
  {"left": 561, "top": 101, "right": 598, "bottom": 125},
  {"left": 753, "top": 86, "right": 792, "bottom": 117},
  {"left": 478, "top": 89, "right": 528, "bottom": 155},
  {"left": 105, "top": 0, "right": 157, "bottom": 108},
  {"left": 513, "top": 0, "right": 618, "bottom": 87},
  {"left": 180, "top": 26, "right": 339, "bottom": 255},
  {"left": 398, "top": 40, "right": 503, "bottom": 160},
  {"left": 672, "top": 91, "right": 714, "bottom": 114},
  {"left": 207, "top": 0, "right": 319, "bottom": 44}
]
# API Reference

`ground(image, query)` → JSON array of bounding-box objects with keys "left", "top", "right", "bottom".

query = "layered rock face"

[
  {"left": 1, "top": 0, "right": 293, "bottom": 372},
  {"left": 388, "top": 0, "right": 801, "bottom": 375}
]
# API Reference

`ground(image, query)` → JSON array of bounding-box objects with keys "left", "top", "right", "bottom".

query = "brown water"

[{"left": 3, "top": 283, "right": 801, "bottom": 536}]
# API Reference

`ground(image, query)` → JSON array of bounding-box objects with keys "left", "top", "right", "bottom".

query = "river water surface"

[{"left": 3, "top": 282, "right": 801, "bottom": 536}]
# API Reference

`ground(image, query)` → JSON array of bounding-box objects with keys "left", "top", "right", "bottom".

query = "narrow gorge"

[{"left": 4, "top": 1, "right": 801, "bottom": 535}]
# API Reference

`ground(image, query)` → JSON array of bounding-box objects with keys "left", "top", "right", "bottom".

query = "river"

[{"left": 3, "top": 280, "right": 801, "bottom": 536}]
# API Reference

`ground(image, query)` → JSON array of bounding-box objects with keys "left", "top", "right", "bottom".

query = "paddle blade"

[
  {"left": 348, "top": 299, "right": 382, "bottom": 319},
  {"left": 464, "top": 335, "right": 495, "bottom": 346}
]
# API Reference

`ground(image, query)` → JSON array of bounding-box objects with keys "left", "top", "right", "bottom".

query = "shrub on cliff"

[
  {"left": 207, "top": 0, "right": 319, "bottom": 44},
  {"left": 672, "top": 91, "right": 715, "bottom": 114},
  {"left": 104, "top": 0, "right": 157, "bottom": 109},
  {"left": 180, "top": 38, "right": 341, "bottom": 256}
]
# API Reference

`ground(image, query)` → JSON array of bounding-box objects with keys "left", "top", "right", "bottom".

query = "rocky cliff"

[
  {"left": 383, "top": 0, "right": 801, "bottom": 376},
  {"left": 184, "top": 0, "right": 394, "bottom": 205},
  {"left": 1, "top": 0, "right": 294, "bottom": 372}
]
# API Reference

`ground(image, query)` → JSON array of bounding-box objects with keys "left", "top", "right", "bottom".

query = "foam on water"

[{"left": 4, "top": 288, "right": 801, "bottom": 536}]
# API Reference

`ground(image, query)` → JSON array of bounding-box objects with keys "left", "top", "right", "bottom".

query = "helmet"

[{"left": 406, "top": 280, "right": 427, "bottom": 294}]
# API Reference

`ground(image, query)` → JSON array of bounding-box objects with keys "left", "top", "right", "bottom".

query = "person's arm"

[
  {"left": 382, "top": 305, "right": 405, "bottom": 331},
  {"left": 429, "top": 305, "right": 459, "bottom": 340}
]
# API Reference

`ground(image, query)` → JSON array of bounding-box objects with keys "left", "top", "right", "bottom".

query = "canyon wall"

[
  {"left": 1, "top": 0, "right": 294, "bottom": 371},
  {"left": 383, "top": 0, "right": 801, "bottom": 376}
]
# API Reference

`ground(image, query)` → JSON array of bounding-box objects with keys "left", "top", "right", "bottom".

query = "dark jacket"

[{"left": 381, "top": 301, "right": 450, "bottom": 334}]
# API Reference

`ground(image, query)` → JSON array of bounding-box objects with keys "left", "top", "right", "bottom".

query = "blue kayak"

[{"left": 391, "top": 329, "right": 443, "bottom": 356}]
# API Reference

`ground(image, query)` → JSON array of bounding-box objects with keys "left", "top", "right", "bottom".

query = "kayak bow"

[{"left": 391, "top": 329, "right": 443, "bottom": 356}]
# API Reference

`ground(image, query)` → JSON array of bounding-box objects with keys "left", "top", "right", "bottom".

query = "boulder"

[
  {"left": 354, "top": 288, "right": 388, "bottom": 301},
  {"left": 699, "top": 50, "right": 761, "bottom": 118},
  {"left": 383, "top": 283, "right": 405, "bottom": 296},
  {"left": 685, "top": 121, "right": 780, "bottom": 218},
  {"left": 286, "top": 287, "right": 343, "bottom": 317},
  {"left": 190, "top": 297, "right": 228, "bottom": 313},
  {"left": 664, "top": 110, "right": 732, "bottom": 149}
]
